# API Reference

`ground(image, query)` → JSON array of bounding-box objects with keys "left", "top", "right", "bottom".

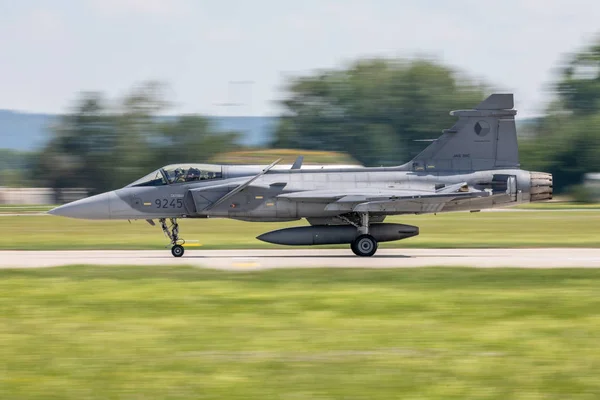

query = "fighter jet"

[{"left": 49, "top": 94, "right": 553, "bottom": 257}]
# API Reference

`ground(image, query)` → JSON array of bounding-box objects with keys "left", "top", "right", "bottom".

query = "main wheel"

[
  {"left": 350, "top": 240, "right": 359, "bottom": 256},
  {"left": 352, "top": 235, "right": 378, "bottom": 257},
  {"left": 171, "top": 244, "right": 185, "bottom": 257}
]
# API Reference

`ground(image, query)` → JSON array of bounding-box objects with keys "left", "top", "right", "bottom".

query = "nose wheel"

[
  {"left": 171, "top": 244, "right": 184, "bottom": 257},
  {"left": 159, "top": 218, "right": 186, "bottom": 257}
]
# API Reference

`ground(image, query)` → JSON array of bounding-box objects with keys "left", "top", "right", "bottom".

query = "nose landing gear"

[{"left": 159, "top": 218, "right": 185, "bottom": 257}]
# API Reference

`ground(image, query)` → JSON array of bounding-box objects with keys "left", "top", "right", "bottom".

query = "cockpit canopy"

[{"left": 128, "top": 164, "right": 223, "bottom": 187}]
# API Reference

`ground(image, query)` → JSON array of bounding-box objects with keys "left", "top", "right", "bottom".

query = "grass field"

[
  {"left": 517, "top": 202, "right": 600, "bottom": 210},
  {"left": 1, "top": 209, "right": 599, "bottom": 249},
  {"left": 0, "top": 204, "right": 57, "bottom": 213},
  {"left": 1, "top": 266, "right": 600, "bottom": 399},
  {"left": 210, "top": 148, "right": 360, "bottom": 165}
]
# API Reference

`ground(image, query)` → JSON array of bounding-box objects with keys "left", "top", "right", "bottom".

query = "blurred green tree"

[
  {"left": 33, "top": 92, "right": 116, "bottom": 194},
  {"left": 274, "top": 59, "right": 487, "bottom": 166},
  {"left": 558, "top": 42, "right": 600, "bottom": 115},
  {"left": 33, "top": 81, "right": 239, "bottom": 195},
  {"left": 152, "top": 115, "right": 239, "bottom": 168},
  {"left": 520, "top": 38, "right": 600, "bottom": 193},
  {"left": 0, "top": 149, "right": 36, "bottom": 187}
]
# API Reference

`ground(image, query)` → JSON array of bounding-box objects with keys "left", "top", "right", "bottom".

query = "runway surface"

[{"left": 1, "top": 248, "right": 600, "bottom": 270}]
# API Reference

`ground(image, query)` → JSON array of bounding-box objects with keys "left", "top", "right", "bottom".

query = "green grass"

[
  {"left": 1, "top": 210, "right": 600, "bottom": 249},
  {"left": 0, "top": 204, "right": 56, "bottom": 213},
  {"left": 211, "top": 148, "right": 360, "bottom": 165},
  {"left": 1, "top": 266, "right": 600, "bottom": 399},
  {"left": 516, "top": 202, "right": 600, "bottom": 209}
]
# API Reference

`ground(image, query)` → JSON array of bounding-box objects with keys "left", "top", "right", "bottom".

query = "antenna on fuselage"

[{"left": 291, "top": 156, "right": 304, "bottom": 170}]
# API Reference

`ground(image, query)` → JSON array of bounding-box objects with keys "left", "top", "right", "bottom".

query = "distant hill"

[
  {"left": 0, "top": 110, "right": 58, "bottom": 150},
  {"left": 0, "top": 109, "right": 540, "bottom": 151},
  {"left": 209, "top": 116, "right": 278, "bottom": 147},
  {"left": 0, "top": 110, "right": 278, "bottom": 151}
]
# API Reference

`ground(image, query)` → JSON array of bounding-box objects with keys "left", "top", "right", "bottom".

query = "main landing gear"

[
  {"left": 351, "top": 235, "right": 378, "bottom": 257},
  {"left": 160, "top": 218, "right": 185, "bottom": 257},
  {"left": 349, "top": 213, "right": 378, "bottom": 257}
]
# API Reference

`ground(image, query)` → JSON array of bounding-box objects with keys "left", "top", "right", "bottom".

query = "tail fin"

[{"left": 409, "top": 94, "right": 519, "bottom": 172}]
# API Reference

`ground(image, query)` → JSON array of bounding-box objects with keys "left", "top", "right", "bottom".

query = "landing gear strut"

[
  {"left": 160, "top": 218, "right": 185, "bottom": 257},
  {"left": 350, "top": 213, "right": 378, "bottom": 257}
]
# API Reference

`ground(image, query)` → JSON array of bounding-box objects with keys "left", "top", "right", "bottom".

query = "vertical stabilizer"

[{"left": 409, "top": 94, "right": 519, "bottom": 172}]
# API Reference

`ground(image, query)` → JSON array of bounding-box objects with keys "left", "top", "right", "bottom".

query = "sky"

[{"left": 0, "top": 0, "right": 599, "bottom": 118}]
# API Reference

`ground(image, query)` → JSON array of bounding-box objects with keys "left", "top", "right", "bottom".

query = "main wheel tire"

[
  {"left": 350, "top": 240, "right": 359, "bottom": 256},
  {"left": 171, "top": 244, "right": 185, "bottom": 258},
  {"left": 352, "top": 235, "right": 378, "bottom": 257}
]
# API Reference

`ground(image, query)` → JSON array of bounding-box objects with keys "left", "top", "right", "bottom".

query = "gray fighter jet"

[{"left": 49, "top": 94, "right": 553, "bottom": 257}]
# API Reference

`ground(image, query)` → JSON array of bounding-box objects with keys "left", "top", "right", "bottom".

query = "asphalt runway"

[{"left": 1, "top": 248, "right": 600, "bottom": 270}]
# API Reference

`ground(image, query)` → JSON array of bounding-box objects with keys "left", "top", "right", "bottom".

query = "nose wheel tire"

[
  {"left": 351, "top": 235, "right": 378, "bottom": 257},
  {"left": 171, "top": 244, "right": 185, "bottom": 258}
]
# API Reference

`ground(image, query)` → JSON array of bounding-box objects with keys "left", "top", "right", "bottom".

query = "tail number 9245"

[{"left": 155, "top": 199, "right": 184, "bottom": 209}]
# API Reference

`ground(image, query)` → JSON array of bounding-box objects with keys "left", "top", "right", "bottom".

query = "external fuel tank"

[{"left": 256, "top": 223, "right": 419, "bottom": 246}]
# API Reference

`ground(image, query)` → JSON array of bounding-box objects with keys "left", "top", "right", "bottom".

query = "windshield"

[
  {"left": 128, "top": 169, "right": 167, "bottom": 187},
  {"left": 128, "top": 164, "right": 223, "bottom": 187},
  {"left": 162, "top": 164, "right": 223, "bottom": 184}
]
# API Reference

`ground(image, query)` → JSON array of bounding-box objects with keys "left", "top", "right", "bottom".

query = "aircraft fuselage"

[{"left": 49, "top": 166, "right": 549, "bottom": 221}]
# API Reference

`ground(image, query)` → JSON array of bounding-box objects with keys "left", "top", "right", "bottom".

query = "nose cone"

[{"left": 48, "top": 192, "right": 112, "bottom": 220}]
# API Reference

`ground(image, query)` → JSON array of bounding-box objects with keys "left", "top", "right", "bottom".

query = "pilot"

[
  {"left": 173, "top": 168, "right": 186, "bottom": 183},
  {"left": 187, "top": 168, "right": 200, "bottom": 181}
]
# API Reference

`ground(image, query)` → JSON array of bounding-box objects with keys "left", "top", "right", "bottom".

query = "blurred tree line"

[
  {"left": 519, "top": 40, "right": 600, "bottom": 193},
  {"left": 274, "top": 59, "right": 486, "bottom": 166},
  {"left": 3, "top": 38, "right": 600, "bottom": 197},
  {"left": 275, "top": 38, "right": 600, "bottom": 193},
  {"left": 31, "top": 82, "right": 239, "bottom": 195},
  {"left": 0, "top": 149, "right": 37, "bottom": 187}
]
